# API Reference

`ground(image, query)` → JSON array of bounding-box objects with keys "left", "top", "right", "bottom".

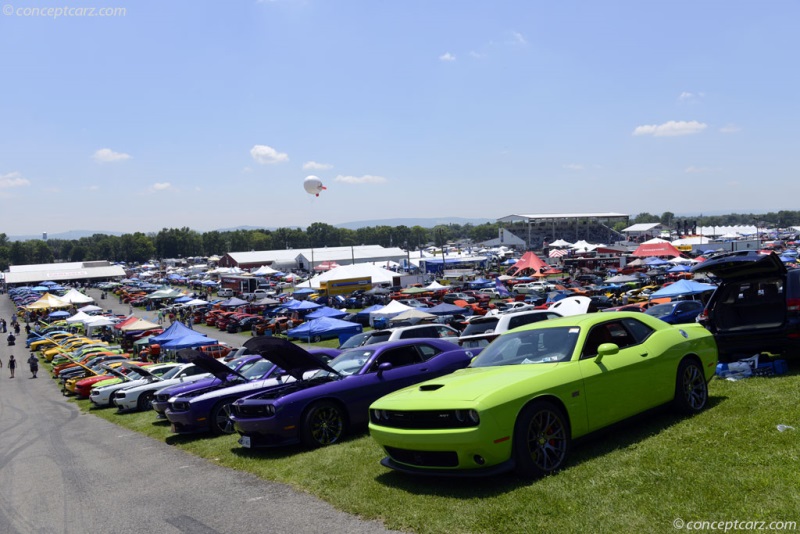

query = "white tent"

[
  {"left": 425, "top": 281, "right": 448, "bottom": 290},
  {"left": 66, "top": 311, "right": 94, "bottom": 324},
  {"left": 549, "top": 239, "right": 572, "bottom": 247},
  {"left": 61, "top": 288, "right": 94, "bottom": 304},
  {"left": 672, "top": 236, "right": 712, "bottom": 246},
  {"left": 370, "top": 300, "right": 414, "bottom": 326},
  {"left": 389, "top": 309, "right": 436, "bottom": 324},
  {"left": 642, "top": 238, "right": 670, "bottom": 244},
  {"left": 297, "top": 264, "right": 399, "bottom": 289},
  {"left": 78, "top": 304, "right": 104, "bottom": 313},
  {"left": 252, "top": 265, "right": 279, "bottom": 275}
]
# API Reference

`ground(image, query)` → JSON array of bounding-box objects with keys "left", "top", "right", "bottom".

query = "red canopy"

[
  {"left": 507, "top": 251, "right": 549, "bottom": 275},
  {"left": 631, "top": 242, "right": 683, "bottom": 258}
]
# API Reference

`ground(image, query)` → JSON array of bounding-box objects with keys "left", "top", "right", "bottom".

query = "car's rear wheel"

[
  {"left": 311, "top": 335, "right": 322, "bottom": 343},
  {"left": 300, "top": 401, "right": 345, "bottom": 448},
  {"left": 210, "top": 401, "right": 235, "bottom": 435},
  {"left": 137, "top": 391, "right": 154, "bottom": 412},
  {"left": 673, "top": 358, "right": 708, "bottom": 414},
  {"left": 513, "top": 400, "right": 570, "bottom": 479}
]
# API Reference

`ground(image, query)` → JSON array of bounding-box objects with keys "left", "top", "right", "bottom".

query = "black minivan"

[{"left": 691, "top": 251, "right": 800, "bottom": 361}]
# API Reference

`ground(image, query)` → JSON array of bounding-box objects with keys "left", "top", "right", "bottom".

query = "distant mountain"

[
  {"left": 334, "top": 217, "right": 495, "bottom": 230},
  {"left": 8, "top": 229, "right": 124, "bottom": 242}
]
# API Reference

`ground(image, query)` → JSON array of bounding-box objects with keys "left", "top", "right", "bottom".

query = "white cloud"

[
  {"left": 85, "top": 185, "right": 100, "bottom": 191},
  {"left": 92, "top": 148, "right": 132, "bottom": 163},
  {"left": 719, "top": 124, "right": 741, "bottom": 134},
  {"left": 303, "top": 161, "right": 333, "bottom": 171},
  {"left": 439, "top": 52, "right": 456, "bottom": 62},
  {"left": 250, "top": 144, "right": 289, "bottom": 164},
  {"left": 469, "top": 51, "right": 487, "bottom": 59},
  {"left": 684, "top": 166, "right": 716, "bottom": 174},
  {"left": 562, "top": 163, "right": 584, "bottom": 171},
  {"left": 632, "top": 120, "right": 707, "bottom": 137},
  {"left": 678, "top": 91, "right": 705, "bottom": 101},
  {"left": 510, "top": 31, "right": 527, "bottom": 45},
  {"left": 0, "top": 171, "right": 31, "bottom": 188},
  {"left": 150, "top": 182, "right": 173, "bottom": 192},
  {"left": 334, "top": 174, "right": 387, "bottom": 184}
]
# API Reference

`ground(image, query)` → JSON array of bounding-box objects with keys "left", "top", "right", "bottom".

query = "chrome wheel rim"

[{"left": 215, "top": 403, "right": 235, "bottom": 434}]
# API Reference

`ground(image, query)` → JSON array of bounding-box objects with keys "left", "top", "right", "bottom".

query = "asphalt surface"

[{"left": 0, "top": 288, "right": 398, "bottom": 534}]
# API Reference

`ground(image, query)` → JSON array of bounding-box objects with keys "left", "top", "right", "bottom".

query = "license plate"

[{"left": 239, "top": 436, "right": 251, "bottom": 448}]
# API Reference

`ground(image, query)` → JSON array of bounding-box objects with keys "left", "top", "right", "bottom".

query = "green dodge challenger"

[{"left": 369, "top": 312, "right": 717, "bottom": 478}]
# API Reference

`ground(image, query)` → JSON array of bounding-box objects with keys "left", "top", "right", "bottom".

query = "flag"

[{"left": 495, "top": 278, "right": 511, "bottom": 297}]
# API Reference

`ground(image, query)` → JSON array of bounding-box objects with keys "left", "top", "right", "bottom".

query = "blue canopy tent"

[
  {"left": 355, "top": 304, "right": 384, "bottom": 319},
  {"left": 467, "top": 277, "right": 494, "bottom": 289},
  {"left": 306, "top": 306, "right": 347, "bottom": 320},
  {"left": 148, "top": 322, "right": 195, "bottom": 345},
  {"left": 292, "top": 288, "right": 315, "bottom": 295},
  {"left": 426, "top": 303, "right": 468, "bottom": 316},
  {"left": 667, "top": 264, "right": 692, "bottom": 273},
  {"left": 287, "top": 317, "right": 362, "bottom": 343},
  {"left": 285, "top": 300, "right": 321, "bottom": 311},
  {"left": 161, "top": 332, "right": 217, "bottom": 350},
  {"left": 645, "top": 258, "right": 671, "bottom": 266},
  {"left": 649, "top": 279, "right": 717, "bottom": 299},
  {"left": 219, "top": 297, "right": 249, "bottom": 308},
  {"left": 48, "top": 310, "right": 71, "bottom": 319}
]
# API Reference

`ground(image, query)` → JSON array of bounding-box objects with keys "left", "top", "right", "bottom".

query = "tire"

[
  {"left": 137, "top": 391, "right": 155, "bottom": 412},
  {"left": 512, "top": 400, "right": 570, "bottom": 479},
  {"left": 311, "top": 335, "right": 322, "bottom": 343},
  {"left": 673, "top": 358, "right": 708, "bottom": 414},
  {"left": 210, "top": 401, "right": 235, "bottom": 435},
  {"left": 300, "top": 401, "right": 346, "bottom": 448}
]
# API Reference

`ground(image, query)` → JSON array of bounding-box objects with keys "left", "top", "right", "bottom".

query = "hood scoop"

[{"left": 419, "top": 384, "right": 443, "bottom": 392}]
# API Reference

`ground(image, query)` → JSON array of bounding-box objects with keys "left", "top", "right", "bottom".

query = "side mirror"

[
  {"left": 377, "top": 362, "right": 392, "bottom": 377},
  {"left": 595, "top": 342, "right": 619, "bottom": 363}
]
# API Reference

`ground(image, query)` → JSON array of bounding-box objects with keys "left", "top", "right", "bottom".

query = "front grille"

[
  {"left": 385, "top": 446, "right": 458, "bottom": 468},
  {"left": 371, "top": 409, "right": 479, "bottom": 429},
  {"left": 231, "top": 404, "right": 274, "bottom": 418}
]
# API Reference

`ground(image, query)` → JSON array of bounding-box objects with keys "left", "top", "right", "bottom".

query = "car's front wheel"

[
  {"left": 300, "top": 401, "right": 345, "bottom": 448},
  {"left": 137, "top": 391, "right": 154, "bottom": 412},
  {"left": 513, "top": 400, "right": 570, "bottom": 479},
  {"left": 210, "top": 401, "right": 235, "bottom": 435},
  {"left": 673, "top": 357, "right": 708, "bottom": 414}
]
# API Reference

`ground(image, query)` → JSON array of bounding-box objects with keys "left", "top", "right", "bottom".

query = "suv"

[
  {"left": 457, "top": 310, "right": 563, "bottom": 348},
  {"left": 338, "top": 324, "right": 460, "bottom": 348},
  {"left": 692, "top": 251, "right": 800, "bottom": 361}
]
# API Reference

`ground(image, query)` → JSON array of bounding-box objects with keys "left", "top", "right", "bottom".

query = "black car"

[
  {"left": 227, "top": 316, "right": 263, "bottom": 333},
  {"left": 692, "top": 251, "right": 800, "bottom": 361}
]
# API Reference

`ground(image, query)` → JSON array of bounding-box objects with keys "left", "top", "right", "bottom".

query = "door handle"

[{"left": 640, "top": 352, "right": 649, "bottom": 357}]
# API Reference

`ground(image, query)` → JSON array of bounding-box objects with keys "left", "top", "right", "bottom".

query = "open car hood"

[
  {"left": 243, "top": 336, "right": 338, "bottom": 381},
  {"left": 121, "top": 361, "right": 155, "bottom": 378},
  {"left": 99, "top": 364, "right": 128, "bottom": 380},
  {"left": 177, "top": 349, "right": 248, "bottom": 382},
  {"left": 691, "top": 251, "right": 786, "bottom": 282}
]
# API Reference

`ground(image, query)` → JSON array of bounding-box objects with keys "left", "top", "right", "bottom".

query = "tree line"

[{"left": 1, "top": 211, "right": 797, "bottom": 272}]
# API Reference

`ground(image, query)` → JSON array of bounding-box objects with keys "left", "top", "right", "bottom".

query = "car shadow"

[
  {"left": 374, "top": 395, "right": 727, "bottom": 497},
  {"left": 228, "top": 431, "right": 366, "bottom": 460}
]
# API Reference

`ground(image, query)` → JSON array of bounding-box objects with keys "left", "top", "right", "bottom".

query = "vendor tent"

[
  {"left": 426, "top": 302, "right": 468, "bottom": 315},
  {"left": 148, "top": 321, "right": 194, "bottom": 345},
  {"left": 506, "top": 251, "right": 549, "bottom": 276},
  {"left": 25, "top": 292, "right": 70, "bottom": 309},
  {"left": 219, "top": 297, "right": 249, "bottom": 307},
  {"left": 61, "top": 288, "right": 94, "bottom": 304},
  {"left": 649, "top": 279, "right": 717, "bottom": 299},
  {"left": 306, "top": 306, "right": 347, "bottom": 320},
  {"left": 297, "top": 264, "right": 398, "bottom": 289},
  {"left": 369, "top": 300, "right": 413, "bottom": 325},
  {"left": 66, "top": 311, "right": 94, "bottom": 324},
  {"left": 286, "top": 317, "right": 362, "bottom": 343},
  {"left": 78, "top": 304, "right": 104, "bottom": 313},
  {"left": 119, "top": 318, "right": 162, "bottom": 332},
  {"left": 632, "top": 242, "right": 683, "bottom": 258},
  {"left": 425, "top": 281, "right": 448, "bottom": 290},
  {"left": 161, "top": 331, "right": 217, "bottom": 350},
  {"left": 389, "top": 309, "right": 436, "bottom": 324}
]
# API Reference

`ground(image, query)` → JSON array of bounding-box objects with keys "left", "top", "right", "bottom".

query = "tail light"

[{"left": 788, "top": 298, "right": 800, "bottom": 312}]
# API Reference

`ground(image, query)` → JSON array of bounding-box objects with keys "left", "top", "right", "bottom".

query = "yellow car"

[
  {"left": 44, "top": 338, "right": 104, "bottom": 362},
  {"left": 29, "top": 332, "right": 74, "bottom": 352}
]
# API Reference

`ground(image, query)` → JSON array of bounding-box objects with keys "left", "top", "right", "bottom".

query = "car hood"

[
  {"left": 188, "top": 375, "right": 297, "bottom": 404},
  {"left": 377, "top": 363, "right": 566, "bottom": 404},
  {"left": 242, "top": 337, "right": 337, "bottom": 381},
  {"left": 178, "top": 349, "right": 248, "bottom": 382},
  {"left": 691, "top": 251, "right": 786, "bottom": 282}
]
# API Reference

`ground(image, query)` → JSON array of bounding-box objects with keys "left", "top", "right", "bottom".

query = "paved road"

[{"left": 0, "top": 290, "right": 396, "bottom": 534}]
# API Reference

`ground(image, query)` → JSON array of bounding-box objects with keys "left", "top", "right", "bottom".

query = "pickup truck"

[{"left": 241, "top": 288, "right": 276, "bottom": 300}]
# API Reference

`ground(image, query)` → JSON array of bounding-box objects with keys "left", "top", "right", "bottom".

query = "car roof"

[{"left": 691, "top": 251, "right": 786, "bottom": 281}]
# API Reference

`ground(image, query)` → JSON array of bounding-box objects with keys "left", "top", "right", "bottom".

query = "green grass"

[{"left": 60, "top": 365, "right": 800, "bottom": 534}]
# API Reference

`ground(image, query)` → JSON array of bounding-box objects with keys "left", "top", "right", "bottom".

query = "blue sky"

[{"left": 1, "top": 0, "right": 798, "bottom": 235}]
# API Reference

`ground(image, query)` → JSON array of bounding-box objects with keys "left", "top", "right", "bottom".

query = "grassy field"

[{"left": 59, "top": 363, "right": 800, "bottom": 534}]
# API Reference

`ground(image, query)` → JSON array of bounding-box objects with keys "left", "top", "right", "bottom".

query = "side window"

[
  {"left": 620, "top": 318, "right": 654, "bottom": 344},
  {"left": 581, "top": 320, "right": 639, "bottom": 359},
  {"left": 372, "top": 346, "right": 423, "bottom": 369},
  {"left": 400, "top": 327, "right": 435, "bottom": 339},
  {"left": 436, "top": 326, "right": 457, "bottom": 338},
  {"left": 416, "top": 344, "right": 442, "bottom": 361}
]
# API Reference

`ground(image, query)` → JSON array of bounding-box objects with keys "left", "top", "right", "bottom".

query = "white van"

[{"left": 217, "top": 288, "right": 234, "bottom": 297}]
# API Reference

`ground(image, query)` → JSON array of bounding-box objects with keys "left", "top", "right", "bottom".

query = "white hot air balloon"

[{"left": 303, "top": 176, "right": 327, "bottom": 197}]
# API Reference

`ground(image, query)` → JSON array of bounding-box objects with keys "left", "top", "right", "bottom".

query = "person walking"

[
  {"left": 28, "top": 354, "right": 39, "bottom": 378},
  {"left": 8, "top": 355, "right": 16, "bottom": 378}
]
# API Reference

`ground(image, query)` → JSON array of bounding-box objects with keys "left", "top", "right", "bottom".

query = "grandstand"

[{"left": 496, "top": 212, "right": 629, "bottom": 250}]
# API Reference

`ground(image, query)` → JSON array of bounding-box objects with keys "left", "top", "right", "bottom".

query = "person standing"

[
  {"left": 28, "top": 354, "right": 39, "bottom": 378},
  {"left": 8, "top": 355, "right": 16, "bottom": 378}
]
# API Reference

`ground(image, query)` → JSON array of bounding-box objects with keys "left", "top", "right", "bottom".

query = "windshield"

[
  {"left": 461, "top": 318, "right": 499, "bottom": 336},
  {"left": 363, "top": 332, "right": 391, "bottom": 345},
  {"left": 315, "top": 348, "right": 374, "bottom": 377},
  {"left": 471, "top": 327, "right": 579, "bottom": 367},
  {"left": 241, "top": 359, "right": 275, "bottom": 379},
  {"left": 158, "top": 365, "right": 187, "bottom": 379},
  {"left": 338, "top": 332, "right": 370, "bottom": 349}
]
